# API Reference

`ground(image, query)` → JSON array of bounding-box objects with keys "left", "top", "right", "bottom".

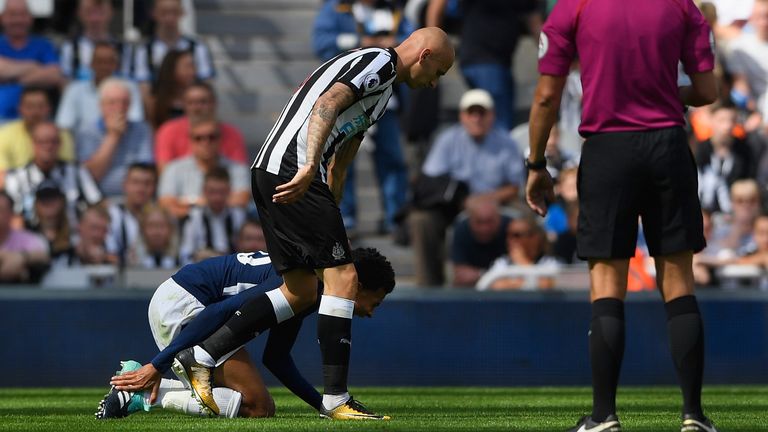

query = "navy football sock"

[{"left": 590, "top": 298, "right": 625, "bottom": 422}]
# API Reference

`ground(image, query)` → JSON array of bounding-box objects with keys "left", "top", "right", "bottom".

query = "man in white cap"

[{"left": 408, "top": 88, "right": 524, "bottom": 286}]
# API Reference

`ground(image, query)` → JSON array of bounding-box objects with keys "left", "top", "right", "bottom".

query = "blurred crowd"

[{"left": 1, "top": 0, "right": 767, "bottom": 292}]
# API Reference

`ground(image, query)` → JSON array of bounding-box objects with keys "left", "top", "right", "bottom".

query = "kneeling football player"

[{"left": 96, "top": 247, "right": 394, "bottom": 419}]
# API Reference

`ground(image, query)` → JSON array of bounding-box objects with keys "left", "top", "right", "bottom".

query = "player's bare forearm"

[
  {"left": 305, "top": 83, "right": 356, "bottom": 170},
  {"left": 679, "top": 71, "right": 717, "bottom": 107},
  {"left": 528, "top": 75, "right": 566, "bottom": 162},
  {"left": 327, "top": 136, "right": 362, "bottom": 204}
]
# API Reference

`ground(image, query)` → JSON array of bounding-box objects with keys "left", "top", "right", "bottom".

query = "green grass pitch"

[{"left": 1, "top": 386, "right": 766, "bottom": 431}]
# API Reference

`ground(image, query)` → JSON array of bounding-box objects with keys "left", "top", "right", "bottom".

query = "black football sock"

[
  {"left": 198, "top": 290, "right": 293, "bottom": 365},
  {"left": 590, "top": 298, "right": 625, "bottom": 422},
  {"left": 317, "top": 295, "right": 355, "bottom": 403},
  {"left": 665, "top": 295, "right": 704, "bottom": 418}
]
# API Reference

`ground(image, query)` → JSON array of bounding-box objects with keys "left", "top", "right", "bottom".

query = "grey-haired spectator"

[
  {"left": 76, "top": 78, "right": 154, "bottom": 197},
  {"left": 57, "top": 42, "right": 144, "bottom": 133},
  {"left": 3, "top": 121, "right": 102, "bottom": 226}
]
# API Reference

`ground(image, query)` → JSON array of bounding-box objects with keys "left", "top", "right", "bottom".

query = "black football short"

[
  {"left": 251, "top": 168, "right": 352, "bottom": 274},
  {"left": 576, "top": 127, "right": 706, "bottom": 260}
]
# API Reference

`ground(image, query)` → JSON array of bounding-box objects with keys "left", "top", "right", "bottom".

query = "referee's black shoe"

[
  {"left": 682, "top": 414, "right": 718, "bottom": 432},
  {"left": 566, "top": 414, "right": 622, "bottom": 432}
]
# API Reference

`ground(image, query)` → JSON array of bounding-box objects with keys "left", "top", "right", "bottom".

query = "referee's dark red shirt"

[{"left": 538, "top": 0, "right": 715, "bottom": 135}]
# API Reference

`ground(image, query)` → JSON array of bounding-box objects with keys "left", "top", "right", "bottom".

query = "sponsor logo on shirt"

[
  {"left": 362, "top": 72, "right": 381, "bottom": 91},
  {"left": 338, "top": 113, "right": 370, "bottom": 137}
]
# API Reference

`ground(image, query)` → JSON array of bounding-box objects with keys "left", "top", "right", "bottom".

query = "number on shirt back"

[{"left": 236, "top": 252, "right": 271, "bottom": 267}]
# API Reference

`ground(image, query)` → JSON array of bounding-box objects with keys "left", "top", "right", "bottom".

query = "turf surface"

[{"left": 0, "top": 386, "right": 766, "bottom": 431}]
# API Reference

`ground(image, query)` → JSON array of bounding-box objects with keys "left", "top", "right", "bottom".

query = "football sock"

[
  {"left": 153, "top": 384, "right": 241, "bottom": 418},
  {"left": 665, "top": 295, "right": 704, "bottom": 417},
  {"left": 318, "top": 295, "right": 354, "bottom": 411},
  {"left": 195, "top": 289, "right": 294, "bottom": 366},
  {"left": 590, "top": 298, "right": 625, "bottom": 422}
]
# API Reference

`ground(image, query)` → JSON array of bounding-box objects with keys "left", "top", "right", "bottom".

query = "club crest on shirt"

[
  {"left": 332, "top": 242, "right": 346, "bottom": 260},
  {"left": 362, "top": 72, "right": 381, "bottom": 91},
  {"left": 538, "top": 32, "right": 549, "bottom": 60}
]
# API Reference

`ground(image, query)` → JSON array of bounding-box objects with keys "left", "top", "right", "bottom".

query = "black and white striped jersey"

[{"left": 252, "top": 47, "right": 398, "bottom": 182}]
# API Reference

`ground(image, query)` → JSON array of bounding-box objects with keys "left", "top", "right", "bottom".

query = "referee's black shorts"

[
  {"left": 251, "top": 168, "right": 352, "bottom": 274},
  {"left": 577, "top": 127, "right": 706, "bottom": 260}
]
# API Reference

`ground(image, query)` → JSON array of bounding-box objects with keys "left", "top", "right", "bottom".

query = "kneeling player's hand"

[{"left": 111, "top": 363, "right": 162, "bottom": 404}]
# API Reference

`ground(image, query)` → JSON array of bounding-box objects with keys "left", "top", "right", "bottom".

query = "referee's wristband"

[{"left": 524, "top": 158, "right": 547, "bottom": 171}]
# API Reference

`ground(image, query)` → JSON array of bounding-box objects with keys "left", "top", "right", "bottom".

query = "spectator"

[
  {"left": 76, "top": 78, "right": 154, "bottom": 197},
  {"left": 25, "top": 181, "right": 73, "bottom": 262},
  {"left": 551, "top": 199, "right": 579, "bottom": 265},
  {"left": 56, "top": 42, "right": 144, "bottom": 133},
  {"left": 0, "top": 0, "right": 63, "bottom": 123},
  {"left": 696, "top": 103, "right": 755, "bottom": 212},
  {"left": 477, "top": 213, "right": 560, "bottom": 291},
  {"left": 53, "top": 204, "right": 116, "bottom": 267},
  {"left": 450, "top": 196, "right": 511, "bottom": 287},
  {"left": 154, "top": 82, "right": 246, "bottom": 172},
  {"left": 543, "top": 165, "right": 578, "bottom": 237},
  {"left": 409, "top": 89, "right": 524, "bottom": 286},
  {"left": 158, "top": 117, "right": 250, "bottom": 220},
  {"left": 3, "top": 121, "right": 102, "bottom": 226},
  {"left": 313, "top": 0, "right": 412, "bottom": 234},
  {"left": 59, "top": 0, "right": 126, "bottom": 81},
  {"left": 427, "top": 0, "right": 542, "bottom": 131},
  {"left": 0, "top": 190, "right": 49, "bottom": 282},
  {"left": 734, "top": 213, "right": 768, "bottom": 267},
  {"left": 105, "top": 162, "right": 158, "bottom": 265},
  {"left": 727, "top": 0, "right": 768, "bottom": 129},
  {"left": 148, "top": 49, "right": 196, "bottom": 129},
  {"left": 235, "top": 217, "right": 267, "bottom": 253},
  {"left": 178, "top": 167, "right": 246, "bottom": 264},
  {"left": 0, "top": 87, "right": 75, "bottom": 178},
  {"left": 128, "top": 0, "right": 215, "bottom": 102},
  {"left": 126, "top": 204, "right": 179, "bottom": 269},
  {"left": 709, "top": 179, "right": 763, "bottom": 259}
]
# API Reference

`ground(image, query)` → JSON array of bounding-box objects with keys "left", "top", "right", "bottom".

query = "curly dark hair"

[{"left": 352, "top": 247, "right": 395, "bottom": 294}]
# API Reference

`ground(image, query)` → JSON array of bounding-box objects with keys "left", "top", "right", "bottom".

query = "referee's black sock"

[
  {"left": 665, "top": 295, "right": 704, "bottom": 418},
  {"left": 317, "top": 295, "right": 355, "bottom": 410},
  {"left": 590, "top": 298, "right": 625, "bottom": 422},
  {"left": 197, "top": 289, "right": 294, "bottom": 365}
]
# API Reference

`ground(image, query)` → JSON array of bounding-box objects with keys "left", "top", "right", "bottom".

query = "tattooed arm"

[
  {"left": 272, "top": 82, "right": 357, "bottom": 204},
  {"left": 327, "top": 134, "right": 363, "bottom": 205}
]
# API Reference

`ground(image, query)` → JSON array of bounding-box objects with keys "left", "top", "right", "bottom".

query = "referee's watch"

[{"left": 524, "top": 158, "right": 547, "bottom": 171}]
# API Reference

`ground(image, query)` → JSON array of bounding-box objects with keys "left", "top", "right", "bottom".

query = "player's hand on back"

[
  {"left": 273, "top": 164, "right": 316, "bottom": 204},
  {"left": 526, "top": 169, "right": 555, "bottom": 217},
  {"left": 110, "top": 363, "right": 162, "bottom": 404}
]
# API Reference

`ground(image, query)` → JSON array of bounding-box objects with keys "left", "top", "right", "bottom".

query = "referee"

[
  {"left": 526, "top": 1, "right": 718, "bottom": 431},
  {"left": 174, "top": 27, "right": 454, "bottom": 420}
]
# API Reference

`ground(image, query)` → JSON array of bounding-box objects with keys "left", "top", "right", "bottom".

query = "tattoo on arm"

[{"left": 305, "top": 83, "right": 356, "bottom": 169}]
